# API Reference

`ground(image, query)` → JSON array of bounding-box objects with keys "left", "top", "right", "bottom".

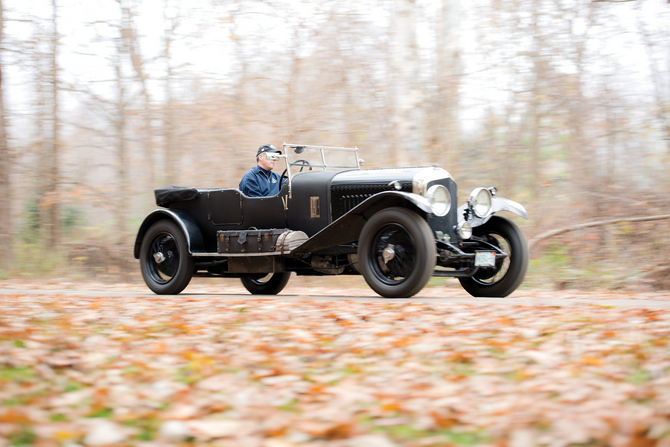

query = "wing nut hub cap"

[{"left": 382, "top": 244, "right": 395, "bottom": 264}]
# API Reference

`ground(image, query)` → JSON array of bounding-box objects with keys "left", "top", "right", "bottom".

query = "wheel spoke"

[
  {"left": 146, "top": 232, "right": 180, "bottom": 285},
  {"left": 370, "top": 223, "right": 417, "bottom": 285},
  {"left": 473, "top": 233, "right": 511, "bottom": 286}
]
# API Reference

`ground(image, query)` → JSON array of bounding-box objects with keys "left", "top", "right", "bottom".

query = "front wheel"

[
  {"left": 140, "top": 219, "right": 195, "bottom": 295},
  {"left": 241, "top": 272, "right": 291, "bottom": 295},
  {"left": 458, "top": 215, "right": 529, "bottom": 298},
  {"left": 358, "top": 207, "right": 436, "bottom": 298}
]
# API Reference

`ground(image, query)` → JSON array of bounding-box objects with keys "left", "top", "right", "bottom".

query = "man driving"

[{"left": 239, "top": 144, "right": 283, "bottom": 197}]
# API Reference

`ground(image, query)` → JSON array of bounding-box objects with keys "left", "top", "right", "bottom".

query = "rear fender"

[
  {"left": 133, "top": 209, "right": 206, "bottom": 259},
  {"left": 457, "top": 197, "right": 528, "bottom": 228},
  {"left": 291, "top": 191, "right": 432, "bottom": 255}
]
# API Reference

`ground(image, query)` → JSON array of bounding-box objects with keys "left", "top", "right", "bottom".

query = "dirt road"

[
  {"left": 1, "top": 279, "right": 670, "bottom": 446},
  {"left": 0, "top": 278, "right": 668, "bottom": 308}
]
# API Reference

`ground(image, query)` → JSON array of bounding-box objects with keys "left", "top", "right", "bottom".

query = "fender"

[
  {"left": 133, "top": 209, "right": 206, "bottom": 259},
  {"left": 457, "top": 196, "right": 528, "bottom": 228},
  {"left": 291, "top": 191, "right": 432, "bottom": 255}
]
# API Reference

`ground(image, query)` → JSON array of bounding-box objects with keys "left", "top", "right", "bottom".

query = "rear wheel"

[
  {"left": 358, "top": 207, "right": 436, "bottom": 298},
  {"left": 241, "top": 272, "right": 291, "bottom": 295},
  {"left": 458, "top": 216, "right": 528, "bottom": 297},
  {"left": 140, "top": 219, "right": 195, "bottom": 295}
]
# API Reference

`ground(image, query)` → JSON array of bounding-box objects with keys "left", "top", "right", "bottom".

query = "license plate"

[{"left": 475, "top": 251, "right": 496, "bottom": 267}]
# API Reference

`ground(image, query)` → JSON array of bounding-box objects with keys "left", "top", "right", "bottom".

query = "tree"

[
  {"left": 434, "top": 0, "right": 462, "bottom": 168},
  {"left": 0, "top": 0, "right": 11, "bottom": 268},
  {"left": 120, "top": 1, "right": 156, "bottom": 193},
  {"left": 391, "top": 0, "right": 424, "bottom": 167},
  {"left": 41, "top": 0, "right": 60, "bottom": 247}
]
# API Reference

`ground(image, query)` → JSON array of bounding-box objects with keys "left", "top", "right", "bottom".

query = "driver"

[{"left": 239, "top": 144, "right": 283, "bottom": 197}]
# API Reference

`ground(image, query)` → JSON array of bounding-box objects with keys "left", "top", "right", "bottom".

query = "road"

[{"left": 0, "top": 280, "right": 668, "bottom": 308}]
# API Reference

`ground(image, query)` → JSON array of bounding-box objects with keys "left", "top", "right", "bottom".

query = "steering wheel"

[
  {"left": 280, "top": 159, "right": 313, "bottom": 188},
  {"left": 292, "top": 159, "right": 313, "bottom": 172},
  {"left": 279, "top": 169, "right": 288, "bottom": 188}
]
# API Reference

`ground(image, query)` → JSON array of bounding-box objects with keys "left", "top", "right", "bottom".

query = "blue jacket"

[{"left": 239, "top": 165, "right": 282, "bottom": 197}]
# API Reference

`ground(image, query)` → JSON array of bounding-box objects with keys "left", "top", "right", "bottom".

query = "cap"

[{"left": 257, "top": 144, "right": 282, "bottom": 156}]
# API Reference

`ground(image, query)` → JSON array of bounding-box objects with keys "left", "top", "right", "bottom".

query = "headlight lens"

[
  {"left": 426, "top": 185, "right": 451, "bottom": 217},
  {"left": 457, "top": 221, "right": 472, "bottom": 240},
  {"left": 469, "top": 187, "right": 492, "bottom": 218}
]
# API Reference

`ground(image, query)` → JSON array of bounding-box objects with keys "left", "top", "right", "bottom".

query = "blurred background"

[{"left": 0, "top": 0, "right": 668, "bottom": 290}]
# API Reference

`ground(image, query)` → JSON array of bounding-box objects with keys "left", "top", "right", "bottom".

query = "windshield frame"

[
  {"left": 283, "top": 143, "right": 362, "bottom": 172},
  {"left": 278, "top": 143, "right": 362, "bottom": 200}
]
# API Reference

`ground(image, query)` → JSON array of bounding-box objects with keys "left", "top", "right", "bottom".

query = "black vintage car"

[{"left": 134, "top": 144, "right": 529, "bottom": 298}]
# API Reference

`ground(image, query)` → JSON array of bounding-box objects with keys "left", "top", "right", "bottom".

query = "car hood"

[{"left": 331, "top": 166, "right": 452, "bottom": 194}]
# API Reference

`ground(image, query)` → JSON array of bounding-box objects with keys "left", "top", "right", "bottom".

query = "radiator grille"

[
  {"left": 331, "top": 178, "right": 458, "bottom": 242},
  {"left": 426, "top": 178, "right": 458, "bottom": 242},
  {"left": 331, "top": 182, "right": 412, "bottom": 219}
]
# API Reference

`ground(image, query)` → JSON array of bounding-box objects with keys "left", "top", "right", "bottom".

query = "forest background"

[{"left": 0, "top": 0, "right": 668, "bottom": 291}]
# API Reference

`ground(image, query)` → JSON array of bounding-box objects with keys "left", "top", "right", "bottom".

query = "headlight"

[
  {"left": 468, "top": 187, "right": 492, "bottom": 218},
  {"left": 457, "top": 221, "right": 472, "bottom": 240},
  {"left": 426, "top": 185, "right": 451, "bottom": 217}
]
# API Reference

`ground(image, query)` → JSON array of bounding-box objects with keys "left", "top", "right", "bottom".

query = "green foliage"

[
  {"left": 62, "top": 205, "right": 85, "bottom": 235},
  {"left": 49, "top": 413, "right": 69, "bottom": 422},
  {"left": 0, "top": 367, "right": 36, "bottom": 383},
  {"left": 20, "top": 197, "right": 85, "bottom": 244},
  {"left": 525, "top": 242, "right": 599, "bottom": 289},
  {"left": 371, "top": 424, "right": 489, "bottom": 446},
  {"left": 19, "top": 198, "right": 40, "bottom": 244},
  {"left": 7, "top": 428, "right": 36, "bottom": 447},
  {"left": 88, "top": 408, "right": 114, "bottom": 418},
  {"left": 11, "top": 243, "right": 65, "bottom": 277}
]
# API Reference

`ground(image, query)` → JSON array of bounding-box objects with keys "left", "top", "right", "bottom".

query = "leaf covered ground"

[{"left": 1, "top": 289, "right": 670, "bottom": 447}]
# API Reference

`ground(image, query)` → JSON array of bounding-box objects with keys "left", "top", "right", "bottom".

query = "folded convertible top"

[{"left": 154, "top": 186, "right": 199, "bottom": 208}]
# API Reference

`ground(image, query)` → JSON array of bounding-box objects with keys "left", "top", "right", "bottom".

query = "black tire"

[
  {"left": 140, "top": 219, "right": 195, "bottom": 295},
  {"left": 241, "top": 273, "right": 291, "bottom": 295},
  {"left": 458, "top": 215, "right": 529, "bottom": 298},
  {"left": 358, "top": 207, "right": 436, "bottom": 298}
]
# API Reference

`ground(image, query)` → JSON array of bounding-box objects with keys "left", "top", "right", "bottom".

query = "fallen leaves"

[{"left": 1, "top": 292, "right": 670, "bottom": 446}]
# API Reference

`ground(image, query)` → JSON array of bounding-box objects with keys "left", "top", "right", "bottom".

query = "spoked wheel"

[
  {"left": 140, "top": 219, "right": 194, "bottom": 295},
  {"left": 458, "top": 216, "right": 528, "bottom": 298},
  {"left": 241, "top": 272, "right": 291, "bottom": 295},
  {"left": 358, "top": 207, "right": 436, "bottom": 298}
]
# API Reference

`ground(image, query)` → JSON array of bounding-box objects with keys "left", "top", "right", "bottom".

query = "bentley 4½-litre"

[{"left": 134, "top": 144, "right": 529, "bottom": 298}]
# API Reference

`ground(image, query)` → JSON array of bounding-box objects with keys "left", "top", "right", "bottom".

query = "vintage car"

[{"left": 134, "top": 144, "right": 529, "bottom": 298}]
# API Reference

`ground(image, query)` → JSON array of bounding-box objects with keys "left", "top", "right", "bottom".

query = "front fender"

[
  {"left": 133, "top": 209, "right": 206, "bottom": 259},
  {"left": 291, "top": 191, "right": 432, "bottom": 255},
  {"left": 457, "top": 196, "right": 528, "bottom": 228}
]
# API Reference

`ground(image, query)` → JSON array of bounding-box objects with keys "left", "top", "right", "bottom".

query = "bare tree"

[
  {"left": 637, "top": 6, "right": 670, "bottom": 168},
  {"left": 163, "top": 0, "right": 180, "bottom": 186},
  {"left": 434, "top": 0, "right": 462, "bottom": 167},
  {"left": 41, "top": 0, "right": 60, "bottom": 247},
  {"left": 120, "top": 1, "right": 156, "bottom": 193},
  {"left": 0, "top": 0, "right": 11, "bottom": 268},
  {"left": 391, "top": 0, "right": 424, "bottom": 167}
]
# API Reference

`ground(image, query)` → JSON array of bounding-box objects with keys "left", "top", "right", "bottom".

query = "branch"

[{"left": 529, "top": 214, "right": 670, "bottom": 252}]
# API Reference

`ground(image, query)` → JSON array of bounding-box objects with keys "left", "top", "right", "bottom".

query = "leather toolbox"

[{"left": 216, "top": 228, "right": 291, "bottom": 253}]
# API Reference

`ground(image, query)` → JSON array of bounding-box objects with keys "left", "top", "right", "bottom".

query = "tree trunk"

[
  {"left": 114, "top": 52, "right": 128, "bottom": 241},
  {"left": 0, "top": 0, "right": 12, "bottom": 268},
  {"left": 391, "top": 0, "right": 424, "bottom": 167},
  {"left": 164, "top": 15, "right": 177, "bottom": 186},
  {"left": 435, "top": 0, "right": 462, "bottom": 170},
  {"left": 121, "top": 3, "right": 155, "bottom": 193},
  {"left": 45, "top": 0, "right": 60, "bottom": 247},
  {"left": 565, "top": 1, "right": 597, "bottom": 217}
]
